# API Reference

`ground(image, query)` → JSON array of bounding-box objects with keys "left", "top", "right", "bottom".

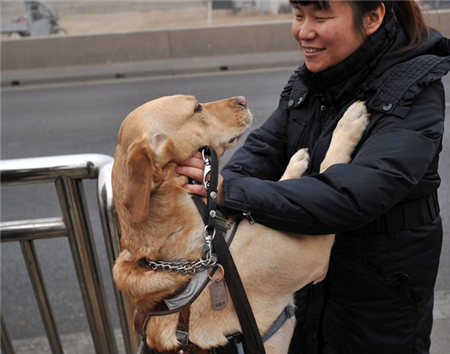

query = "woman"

[{"left": 177, "top": 1, "right": 449, "bottom": 353}]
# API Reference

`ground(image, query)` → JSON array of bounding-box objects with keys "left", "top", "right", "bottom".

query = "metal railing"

[{"left": 0, "top": 154, "right": 140, "bottom": 354}]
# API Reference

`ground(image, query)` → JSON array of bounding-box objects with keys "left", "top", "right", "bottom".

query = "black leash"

[{"left": 193, "top": 146, "right": 266, "bottom": 354}]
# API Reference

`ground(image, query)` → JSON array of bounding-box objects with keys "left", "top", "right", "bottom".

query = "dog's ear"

[
  {"left": 122, "top": 135, "right": 154, "bottom": 224},
  {"left": 122, "top": 133, "right": 171, "bottom": 224}
]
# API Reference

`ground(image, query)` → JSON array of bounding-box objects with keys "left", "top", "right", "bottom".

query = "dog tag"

[
  {"left": 210, "top": 278, "right": 228, "bottom": 310},
  {"left": 208, "top": 264, "right": 228, "bottom": 310}
]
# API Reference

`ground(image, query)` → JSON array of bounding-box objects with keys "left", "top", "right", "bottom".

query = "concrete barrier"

[
  {"left": 1, "top": 20, "right": 302, "bottom": 85},
  {"left": 1, "top": 21, "right": 297, "bottom": 70},
  {"left": 2, "top": 9, "right": 450, "bottom": 85}
]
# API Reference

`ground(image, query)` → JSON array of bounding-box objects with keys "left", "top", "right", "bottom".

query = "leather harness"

[{"left": 133, "top": 147, "right": 294, "bottom": 354}]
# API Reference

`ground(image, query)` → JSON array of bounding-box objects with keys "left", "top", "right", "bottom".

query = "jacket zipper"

[{"left": 242, "top": 211, "right": 255, "bottom": 225}]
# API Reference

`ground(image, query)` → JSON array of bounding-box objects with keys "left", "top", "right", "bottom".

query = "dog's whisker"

[
  {"left": 242, "top": 120, "right": 255, "bottom": 130},
  {"left": 188, "top": 84, "right": 196, "bottom": 96},
  {"left": 247, "top": 109, "right": 263, "bottom": 117}
]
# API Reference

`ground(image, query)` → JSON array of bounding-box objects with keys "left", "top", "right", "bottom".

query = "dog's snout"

[{"left": 236, "top": 96, "right": 247, "bottom": 107}]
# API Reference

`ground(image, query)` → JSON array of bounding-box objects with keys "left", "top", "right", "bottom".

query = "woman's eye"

[{"left": 194, "top": 104, "right": 203, "bottom": 113}]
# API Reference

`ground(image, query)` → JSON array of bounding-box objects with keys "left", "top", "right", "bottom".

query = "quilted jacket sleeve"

[
  {"left": 221, "top": 106, "right": 290, "bottom": 182},
  {"left": 220, "top": 81, "right": 445, "bottom": 235}
]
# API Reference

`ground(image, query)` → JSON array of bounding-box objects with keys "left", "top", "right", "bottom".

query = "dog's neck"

[
  {"left": 121, "top": 162, "right": 206, "bottom": 263},
  {"left": 115, "top": 162, "right": 208, "bottom": 311}
]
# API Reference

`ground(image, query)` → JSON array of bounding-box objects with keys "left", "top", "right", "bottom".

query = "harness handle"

[{"left": 200, "top": 146, "right": 266, "bottom": 354}]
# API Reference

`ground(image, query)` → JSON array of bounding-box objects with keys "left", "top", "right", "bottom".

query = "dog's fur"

[{"left": 112, "top": 95, "right": 369, "bottom": 353}]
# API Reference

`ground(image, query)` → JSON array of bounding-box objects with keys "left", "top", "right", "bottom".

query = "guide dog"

[{"left": 111, "top": 95, "right": 369, "bottom": 353}]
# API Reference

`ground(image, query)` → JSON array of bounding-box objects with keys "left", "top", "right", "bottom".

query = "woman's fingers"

[
  {"left": 176, "top": 151, "right": 223, "bottom": 202},
  {"left": 182, "top": 183, "right": 207, "bottom": 198},
  {"left": 178, "top": 151, "right": 204, "bottom": 169},
  {"left": 176, "top": 165, "right": 204, "bottom": 182},
  {"left": 177, "top": 152, "right": 205, "bottom": 183}
]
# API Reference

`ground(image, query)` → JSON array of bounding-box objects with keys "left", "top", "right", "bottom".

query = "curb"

[{"left": 1, "top": 50, "right": 302, "bottom": 87}]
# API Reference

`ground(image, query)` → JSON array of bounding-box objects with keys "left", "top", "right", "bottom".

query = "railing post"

[
  {"left": 1, "top": 314, "right": 16, "bottom": 354},
  {"left": 98, "top": 161, "right": 140, "bottom": 354},
  {"left": 20, "top": 240, "right": 64, "bottom": 354},
  {"left": 55, "top": 175, "right": 118, "bottom": 354}
]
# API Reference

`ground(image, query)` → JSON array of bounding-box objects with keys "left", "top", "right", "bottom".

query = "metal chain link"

[{"left": 142, "top": 227, "right": 217, "bottom": 274}]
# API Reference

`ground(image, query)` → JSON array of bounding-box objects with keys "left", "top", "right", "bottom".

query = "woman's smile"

[{"left": 303, "top": 47, "right": 325, "bottom": 54}]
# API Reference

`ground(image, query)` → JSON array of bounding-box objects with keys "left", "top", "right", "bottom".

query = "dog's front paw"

[
  {"left": 320, "top": 101, "right": 370, "bottom": 172},
  {"left": 335, "top": 101, "right": 370, "bottom": 144},
  {"left": 280, "top": 148, "right": 309, "bottom": 180}
]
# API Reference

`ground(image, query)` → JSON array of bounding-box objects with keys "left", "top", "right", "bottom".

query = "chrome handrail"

[
  {"left": 97, "top": 160, "right": 140, "bottom": 354},
  {"left": 0, "top": 154, "right": 138, "bottom": 354},
  {"left": 1, "top": 154, "right": 113, "bottom": 185}
]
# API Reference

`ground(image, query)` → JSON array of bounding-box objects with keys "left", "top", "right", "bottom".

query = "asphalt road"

[{"left": 1, "top": 68, "right": 449, "bottom": 352}]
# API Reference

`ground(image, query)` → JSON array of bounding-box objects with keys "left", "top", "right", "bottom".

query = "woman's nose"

[{"left": 298, "top": 20, "right": 316, "bottom": 40}]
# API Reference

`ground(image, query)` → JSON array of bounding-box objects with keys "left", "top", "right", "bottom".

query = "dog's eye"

[{"left": 194, "top": 104, "right": 203, "bottom": 113}]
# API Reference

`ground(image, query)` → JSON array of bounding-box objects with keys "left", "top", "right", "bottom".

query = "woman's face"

[{"left": 291, "top": 1, "right": 365, "bottom": 73}]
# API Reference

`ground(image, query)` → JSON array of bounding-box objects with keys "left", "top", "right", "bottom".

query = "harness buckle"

[{"left": 176, "top": 325, "right": 189, "bottom": 347}]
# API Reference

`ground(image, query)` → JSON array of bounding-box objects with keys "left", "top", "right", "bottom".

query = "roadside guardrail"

[{"left": 0, "top": 154, "right": 139, "bottom": 354}]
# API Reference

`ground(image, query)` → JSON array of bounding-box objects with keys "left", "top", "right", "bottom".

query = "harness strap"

[
  {"left": 134, "top": 309, "right": 151, "bottom": 338},
  {"left": 134, "top": 303, "right": 194, "bottom": 352},
  {"left": 134, "top": 302, "right": 174, "bottom": 338},
  {"left": 200, "top": 146, "right": 266, "bottom": 354},
  {"left": 136, "top": 304, "right": 295, "bottom": 353},
  {"left": 176, "top": 304, "right": 191, "bottom": 347},
  {"left": 144, "top": 342, "right": 210, "bottom": 354},
  {"left": 192, "top": 195, "right": 229, "bottom": 235},
  {"left": 262, "top": 305, "right": 295, "bottom": 342}
]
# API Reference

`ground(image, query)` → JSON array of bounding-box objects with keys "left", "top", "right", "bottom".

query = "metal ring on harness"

[{"left": 208, "top": 264, "right": 225, "bottom": 282}]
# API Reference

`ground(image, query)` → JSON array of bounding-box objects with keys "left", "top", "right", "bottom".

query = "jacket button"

[
  {"left": 288, "top": 99, "right": 294, "bottom": 107},
  {"left": 320, "top": 105, "right": 326, "bottom": 110},
  {"left": 398, "top": 274, "right": 410, "bottom": 284},
  {"left": 382, "top": 103, "right": 393, "bottom": 111}
]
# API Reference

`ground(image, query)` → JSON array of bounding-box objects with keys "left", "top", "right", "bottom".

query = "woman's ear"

[{"left": 365, "top": 3, "right": 386, "bottom": 36}]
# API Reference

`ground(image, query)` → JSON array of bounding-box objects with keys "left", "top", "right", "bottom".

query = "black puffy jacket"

[{"left": 220, "top": 13, "right": 450, "bottom": 354}]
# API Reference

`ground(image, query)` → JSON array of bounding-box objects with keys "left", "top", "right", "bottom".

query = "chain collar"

[{"left": 139, "top": 226, "right": 217, "bottom": 274}]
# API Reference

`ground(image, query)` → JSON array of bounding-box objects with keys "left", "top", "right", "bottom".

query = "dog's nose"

[{"left": 236, "top": 96, "right": 247, "bottom": 107}]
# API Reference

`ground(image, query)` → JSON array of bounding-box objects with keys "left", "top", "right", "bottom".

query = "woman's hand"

[{"left": 176, "top": 151, "right": 224, "bottom": 205}]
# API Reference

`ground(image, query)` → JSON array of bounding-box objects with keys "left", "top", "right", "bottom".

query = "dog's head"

[{"left": 112, "top": 95, "right": 252, "bottom": 224}]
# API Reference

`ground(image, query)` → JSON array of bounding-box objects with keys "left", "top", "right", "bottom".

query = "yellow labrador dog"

[{"left": 112, "top": 95, "right": 369, "bottom": 353}]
